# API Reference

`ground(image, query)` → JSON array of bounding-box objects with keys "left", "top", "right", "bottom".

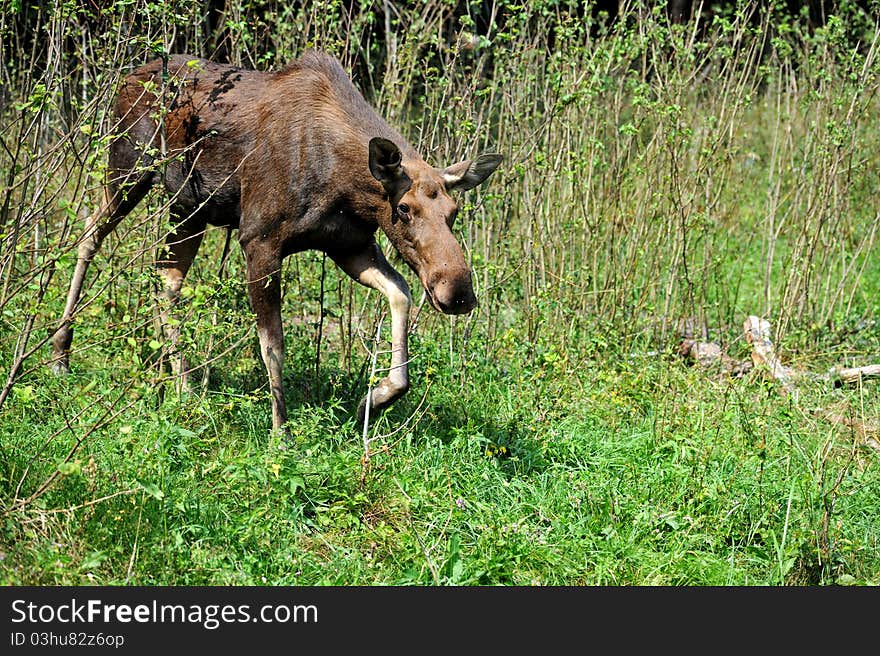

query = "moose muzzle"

[{"left": 427, "top": 268, "right": 477, "bottom": 315}]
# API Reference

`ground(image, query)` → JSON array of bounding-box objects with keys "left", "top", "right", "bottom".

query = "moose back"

[{"left": 51, "top": 50, "right": 502, "bottom": 432}]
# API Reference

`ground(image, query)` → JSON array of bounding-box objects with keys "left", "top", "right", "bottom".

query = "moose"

[{"left": 50, "top": 50, "right": 502, "bottom": 433}]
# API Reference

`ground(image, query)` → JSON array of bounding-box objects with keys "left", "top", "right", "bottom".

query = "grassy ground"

[
  {"left": 2, "top": 1, "right": 879, "bottom": 586},
  {"left": 2, "top": 303, "right": 878, "bottom": 585}
]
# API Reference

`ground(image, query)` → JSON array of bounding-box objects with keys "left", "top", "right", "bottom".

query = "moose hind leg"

[
  {"left": 51, "top": 178, "right": 152, "bottom": 373},
  {"left": 243, "top": 244, "right": 288, "bottom": 433},
  {"left": 156, "top": 214, "right": 206, "bottom": 390}
]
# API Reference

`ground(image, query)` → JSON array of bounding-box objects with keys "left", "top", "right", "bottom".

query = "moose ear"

[
  {"left": 441, "top": 153, "right": 503, "bottom": 191},
  {"left": 369, "top": 137, "right": 404, "bottom": 186}
]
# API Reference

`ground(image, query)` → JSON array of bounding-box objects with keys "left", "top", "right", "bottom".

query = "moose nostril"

[{"left": 430, "top": 276, "right": 477, "bottom": 315}]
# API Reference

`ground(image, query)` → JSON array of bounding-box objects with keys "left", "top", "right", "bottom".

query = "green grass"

[{"left": 2, "top": 319, "right": 878, "bottom": 585}]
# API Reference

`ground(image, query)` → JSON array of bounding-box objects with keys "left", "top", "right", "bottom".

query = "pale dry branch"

[
  {"left": 743, "top": 315, "right": 796, "bottom": 394},
  {"left": 829, "top": 364, "right": 880, "bottom": 387}
]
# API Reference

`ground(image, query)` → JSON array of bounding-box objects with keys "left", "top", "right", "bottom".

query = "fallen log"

[
  {"left": 679, "top": 316, "right": 878, "bottom": 393},
  {"left": 829, "top": 364, "right": 880, "bottom": 387}
]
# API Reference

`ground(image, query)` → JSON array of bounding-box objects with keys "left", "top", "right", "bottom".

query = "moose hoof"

[
  {"left": 270, "top": 423, "right": 293, "bottom": 443},
  {"left": 356, "top": 377, "right": 409, "bottom": 425},
  {"left": 356, "top": 398, "right": 369, "bottom": 425},
  {"left": 50, "top": 359, "right": 70, "bottom": 376},
  {"left": 50, "top": 326, "right": 73, "bottom": 375}
]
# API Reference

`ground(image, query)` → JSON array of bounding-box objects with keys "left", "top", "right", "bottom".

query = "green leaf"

[
  {"left": 12, "top": 385, "right": 35, "bottom": 403},
  {"left": 57, "top": 460, "right": 82, "bottom": 476},
  {"left": 81, "top": 550, "right": 107, "bottom": 569},
  {"left": 287, "top": 475, "right": 305, "bottom": 494},
  {"left": 139, "top": 481, "right": 165, "bottom": 500}
]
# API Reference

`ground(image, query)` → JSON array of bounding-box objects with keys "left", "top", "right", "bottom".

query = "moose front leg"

[
  {"left": 330, "top": 243, "right": 412, "bottom": 423},
  {"left": 156, "top": 215, "right": 205, "bottom": 390},
  {"left": 243, "top": 244, "right": 288, "bottom": 434}
]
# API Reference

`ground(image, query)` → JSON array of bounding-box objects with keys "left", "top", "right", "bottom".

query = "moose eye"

[{"left": 397, "top": 203, "right": 411, "bottom": 220}]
